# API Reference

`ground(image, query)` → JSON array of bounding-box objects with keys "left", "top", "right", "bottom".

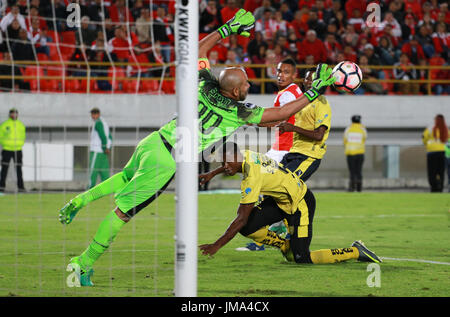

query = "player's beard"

[{"left": 238, "top": 88, "right": 248, "bottom": 101}]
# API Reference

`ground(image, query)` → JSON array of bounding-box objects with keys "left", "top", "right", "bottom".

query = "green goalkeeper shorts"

[{"left": 115, "top": 132, "right": 175, "bottom": 217}]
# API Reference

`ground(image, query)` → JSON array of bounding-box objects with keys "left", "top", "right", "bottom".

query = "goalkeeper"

[
  {"left": 199, "top": 142, "right": 382, "bottom": 265},
  {"left": 58, "top": 9, "right": 336, "bottom": 286}
]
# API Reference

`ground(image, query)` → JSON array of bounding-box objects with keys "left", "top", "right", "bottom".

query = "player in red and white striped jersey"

[{"left": 236, "top": 57, "right": 302, "bottom": 252}]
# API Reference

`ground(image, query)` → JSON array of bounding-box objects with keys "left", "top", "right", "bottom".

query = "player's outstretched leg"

[
  {"left": 58, "top": 171, "right": 129, "bottom": 225},
  {"left": 351, "top": 240, "right": 382, "bottom": 263},
  {"left": 66, "top": 256, "right": 95, "bottom": 287},
  {"left": 68, "top": 208, "right": 128, "bottom": 286}
]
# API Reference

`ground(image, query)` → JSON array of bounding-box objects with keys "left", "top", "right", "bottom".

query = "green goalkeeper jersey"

[{"left": 159, "top": 67, "right": 265, "bottom": 153}]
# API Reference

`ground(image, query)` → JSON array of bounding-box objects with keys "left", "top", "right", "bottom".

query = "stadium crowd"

[{"left": 0, "top": 0, "right": 448, "bottom": 94}]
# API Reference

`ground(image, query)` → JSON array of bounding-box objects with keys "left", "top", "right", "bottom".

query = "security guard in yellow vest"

[
  {"left": 0, "top": 108, "right": 26, "bottom": 192},
  {"left": 343, "top": 115, "right": 367, "bottom": 192}
]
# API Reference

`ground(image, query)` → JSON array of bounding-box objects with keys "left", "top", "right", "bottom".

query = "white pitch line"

[
  {"left": 381, "top": 257, "right": 450, "bottom": 266},
  {"left": 2, "top": 250, "right": 450, "bottom": 266}
]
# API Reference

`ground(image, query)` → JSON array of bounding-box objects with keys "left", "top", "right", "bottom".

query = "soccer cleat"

[
  {"left": 59, "top": 197, "right": 82, "bottom": 225},
  {"left": 66, "top": 257, "right": 94, "bottom": 287},
  {"left": 351, "top": 240, "right": 382, "bottom": 263},
  {"left": 280, "top": 241, "right": 294, "bottom": 262},
  {"left": 235, "top": 242, "right": 265, "bottom": 251}
]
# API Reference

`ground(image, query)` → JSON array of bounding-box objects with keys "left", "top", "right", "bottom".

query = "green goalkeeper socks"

[
  {"left": 79, "top": 210, "right": 126, "bottom": 269},
  {"left": 74, "top": 171, "right": 129, "bottom": 208}
]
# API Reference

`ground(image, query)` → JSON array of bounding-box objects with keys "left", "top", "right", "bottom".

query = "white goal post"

[{"left": 174, "top": 0, "right": 199, "bottom": 297}]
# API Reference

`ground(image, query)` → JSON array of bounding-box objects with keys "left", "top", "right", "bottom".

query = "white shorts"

[{"left": 265, "top": 149, "right": 289, "bottom": 163}]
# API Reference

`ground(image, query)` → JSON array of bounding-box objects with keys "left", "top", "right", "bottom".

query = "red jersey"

[{"left": 272, "top": 83, "right": 303, "bottom": 151}]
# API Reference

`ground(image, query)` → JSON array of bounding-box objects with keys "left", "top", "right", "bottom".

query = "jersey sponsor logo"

[{"left": 245, "top": 187, "right": 252, "bottom": 195}]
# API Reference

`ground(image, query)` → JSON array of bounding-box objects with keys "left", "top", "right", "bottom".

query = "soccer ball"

[{"left": 332, "top": 61, "right": 363, "bottom": 93}]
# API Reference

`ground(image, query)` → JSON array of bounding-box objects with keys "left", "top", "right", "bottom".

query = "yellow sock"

[
  {"left": 310, "top": 247, "right": 359, "bottom": 264},
  {"left": 246, "top": 227, "right": 287, "bottom": 251}
]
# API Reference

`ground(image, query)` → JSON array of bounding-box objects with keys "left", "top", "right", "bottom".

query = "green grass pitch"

[{"left": 0, "top": 191, "right": 448, "bottom": 297}]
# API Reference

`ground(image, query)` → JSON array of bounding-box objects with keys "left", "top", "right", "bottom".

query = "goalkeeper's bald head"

[{"left": 218, "top": 67, "right": 250, "bottom": 101}]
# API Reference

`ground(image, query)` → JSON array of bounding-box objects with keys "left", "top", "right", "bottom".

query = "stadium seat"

[
  {"left": 161, "top": 80, "right": 175, "bottom": 94},
  {"left": 44, "top": 67, "right": 65, "bottom": 92},
  {"left": 24, "top": 66, "right": 45, "bottom": 92},
  {"left": 123, "top": 79, "right": 139, "bottom": 93},
  {"left": 60, "top": 31, "right": 76, "bottom": 59},
  {"left": 65, "top": 78, "right": 81, "bottom": 92},
  {"left": 108, "top": 67, "right": 126, "bottom": 92},
  {"left": 140, "top": 79, "right": 159, "bottom": 93}
]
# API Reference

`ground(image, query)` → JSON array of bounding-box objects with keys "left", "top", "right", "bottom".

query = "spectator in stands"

[
  {"left": 341, "top": 24, "right": 359, "bottom": 48},
  {"left": 246, "top": 31, "right": 267, "bottom": 61},
  {"left": 253, "top": 0, "right": 275, "bottom": 21},
  {"left": 347, "top": 8, "right": 364, "bottom": 33},
  {"left": 28, "top": 16, "right": 50, "bottom": 56},
  {"left": 393, "top": 52, "right": 419, "bottom": 95},
  {"left": 5, "top": 18, "right": 22, "bottom": 47},
  {"left": 131, "top": 0, "right": 144, "bottom": 22},
  {"left": 417, "top": 13, "right": 436, "bottom": 33},
  {"left": 135, "top": 7, "right": 151, "bottom": 44},
  {"left": 376, "top": 35, "right": 398, "bottom": 65},
  {"left": 334, "top": 9, "right": 347, "bottom": 37},
  {"left": 422, "top": 114, "right": 449, "bottom": 192},
  {"left": 152, "top": 6, "right": 172, "bottom": 63},
  {"left": 89, "top": 41, "right": 112, "bottom": 91},
  {"left": 227, "top": 34, "right": 244, "bottom": 62},
  {"left": 417, "top": 58, "right": 430, "bottom": 95},
  {"left": 428, "top": 53, "right": 449, "bottom": 95},
  {"left": 307, "top": 8, "right": 327, "bottom": 40},
  {"left": 26, "top": 6, "right": 48, "bottom": 31},
  {"left": 220, "top": 0, "right": 239, "bottom": 23},
  {"left": 0, "top": 31, "right": 5, "bottom": 53},
  {"left": 69, "top": 46, "right": 89, "bottom": 78},
  {"left": 343, "top": 44, "right": 357, "bottom": 63},
  {"left": 108, "top": 26, "right": 136, "bottom": 62},
  {"left": 0, "top": 108, "right": 26, "bottom": 193},
  {"left": 225, "top": 49, "right": 241, "bottom": 65},
  {"left": 323, "top": 0, "right": 343, "bottom": 24},
  {"left": 264, "top": 49, "right": 278, "bottom": 93},
  {"left": 404, "top": 0, "right": 422, "bottom": 20},
  {"left": 109, "top": 0, "right": 134, "bottom": 24},
  {"left": 416, "top": 24, "right": 436, "bottom": 58},
  {"left": 88, "top": 0, "right": 111, "bottom": 23},
  {"left": 279, "top": 2, "right": 294, "bottom": 22},
  {"left": 401, "top": 35, "right": 426, "bottom": 64},
  {"left": 244, "top": 0, "right": 263, "bottom": 14},
  {"left": 11, "top": 28, "right": 35, "bottom": 61},
  {"left": 255, "top": 8, "right": 276, "bottom": 41},
  {"left": 324, "top": 32, "right": 342, "bottom": 63},
  {"left": 356, "top": 55, "right": 386, "bottom": 95},
  {"left": 0, "top": 51, "right": 29, "bottom": 92},
  {"left": 104, "top": 18, "right": 115, "bottom": 41},
  {"left": 200, "top": 0, "right": 222, "bottom": 33},
  {"left": 76, "top": 16, "right": 97, "bottom": 47},
  {"left": 379, "top": 11, "right": 402, "bottom": 39},
  {"left": 297, "top": 29, "right": 327, "bottom": 64},
  {"left": 432, "top": 22, "right": 448, "bottom": 60},
  {"left": 401, "top": 13, "right": 417, "bottom": 43},
  {"left": 363, "top": 43, "right": 382, "bottom": 66},
  {"left": 387, "top": 0, "right": 404, "bottom": 23},
  {"left": 271, "top": 10, "right": 288, "bottom": 38},
  {"left": 288, "top": 9, "right": 308, "bottom": 40},
  {"left": 345, "top": 0, "right": 365, "bottom": 20},
  {"left": 0, "top": 4, "right": 27, "bottom": 33}
]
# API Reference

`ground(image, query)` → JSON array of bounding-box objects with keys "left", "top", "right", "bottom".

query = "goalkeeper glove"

[
  {"left": 218, "top": 9, "right": 255, "bottom": 39},
  {"left": 304, "top": 63, "right": 336, "bottom": 102}
]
